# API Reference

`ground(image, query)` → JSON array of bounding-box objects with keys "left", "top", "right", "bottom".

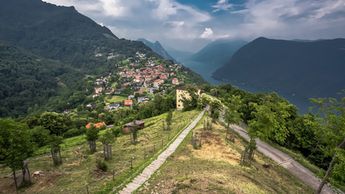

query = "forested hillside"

[
  {"left": 0, "top": 42, "right": 87, "bottom": 117},
  {"left": 0, "top": 0, "right": 155, "bottom": 70}
]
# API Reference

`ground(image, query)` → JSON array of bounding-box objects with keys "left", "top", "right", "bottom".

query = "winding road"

[
  {"left": 229, "top": 123, "right": 337, "bottom": 194},
  {"left": 118, "top": 110, "right": 205, "bottom": 194}
]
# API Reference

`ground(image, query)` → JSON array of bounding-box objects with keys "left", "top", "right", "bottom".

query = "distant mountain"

[
  {"left": 138, "top": 39, "right": 175, "bottom": 61},
  {"left": 181, "top": 39, "right": 246, "bottom": 84},
  {"left": 0, "top": 0, "right": 154, "bottom": 69},
  {"left": 165, "top": 47, "right": 194, "bottom": 63},
  {"left": 190, "top": 39, "right": 247, "bottom": 67},
  {"left": 213, "top": 37, "right": 345, "bottom": 111}
]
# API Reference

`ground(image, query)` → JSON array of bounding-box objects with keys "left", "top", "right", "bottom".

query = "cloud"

[
  {"left": 212, "top": 0, "right": 232, "bottom": 12},
  {"left": 200, "top": 28, "right": 214, "bottom": 39},
  {"left": 42, "top": 0, "right": 345, "bottom": 51}
]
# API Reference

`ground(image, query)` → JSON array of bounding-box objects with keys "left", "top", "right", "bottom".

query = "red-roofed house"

[
  {"left": 124, "top": 99, "right": 133, "bottom": 107},
  {"left": 86, "top": 122, "right": 106, "bottom": 129},
  {"left": 172, "top": 78, "right": 179, "bottom": 85}
]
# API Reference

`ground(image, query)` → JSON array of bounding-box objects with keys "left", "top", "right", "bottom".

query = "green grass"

[
  {"left": 136, "top": 117, "right": 313, "bottom": 194},
  {"left": 105, "top": 95, "right": 127, "bottom": 104},
  {"left": 0, "top": 110, "right": 200, "bottom": 194}
]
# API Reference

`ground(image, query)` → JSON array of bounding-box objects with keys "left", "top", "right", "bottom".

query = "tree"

[
  {"left": 224, "top": 95, "right": 243, "bottom": 128},
  {"left": 0, "top": 119, "right": 34, "bottom": 189},
  {"left": 240, "top": 138, "right": 256, "bottom": 166},
  {"left": 30, "top": 126, "right": 50, "bottom": 147},
  {"left": 100, "top": 129, "right": 115, "bottom": 160},
  {"left": 165, "top": 111, "right": 173, "bottom": 130},
  {"left": 209, "top": 100, "right": 221, "bottom": 122},
  {"left": 312, "top": 97, "right": 345, "bottom": 193},
  {"left": 85, "top": 125, "right": 100, "bottom": 153},
  {"left": 50, "top": 135, "right": 63, "bottom": 166},
  {"left": 39, "top": 112, "right": 67, "bottom": 136},
  {"left": 130, "top": 125, "right": 139, "bottom": 144}
]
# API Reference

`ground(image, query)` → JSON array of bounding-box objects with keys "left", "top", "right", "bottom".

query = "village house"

[
  {"left": 124, "top": 99, "right": 133, "bottom": 107},
  {"left": 107, "top": 103, "right": 121, "bottom": 110},
  {"left": 137, "top": 96, "right": 149, "bottom": 103},
  {"left": 153, "top": 79, "right": 164, "bottom": 88},
  {"left": 122, "top": 120, "right": 145, "bottom": 134},
  {"left": 172, "top": 78, "right": 179, "bottom": 85},
  {"left": 86, "top": 122, "right": 106, "bottom": 129},
  {"left": 176, "top": 89, "right": 201, "bottom": 110}
]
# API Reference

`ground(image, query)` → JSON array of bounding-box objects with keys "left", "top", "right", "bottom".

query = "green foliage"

[
  {"left": 63, "top": 128, "right": 84, "bottom": 138},
  {"left": 85, "top": 125, "right": 100, "bottom": 142},
  {"left": 39, "top": 112, "right": 68, "bottom": 136},
  {"left": 30, "top": 126, "right": 50, "bottom": 147},
  {"left": 0, "top": 119, "right": 34, "bottom": 170},
  {"left": 100, "top": 129, "right": 115, "bottom": 145},
  {"left": 165, "top": 111, "right": 173, "bottom": 130},
  {"left": 333, "top": 149, "right": 345, "bottom": 183},
  {"left": 248, "top": 98, "right": 294, "bottom": 144},
  {"left": 96, "top": 159, "right": 108, "bottom": 172},
  {"left": 224, "top": 95, "right": 243, "bottom": 126}
]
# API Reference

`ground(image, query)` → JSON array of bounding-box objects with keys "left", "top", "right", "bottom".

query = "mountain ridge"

[
  {"left": 138, "top": 38, "right": 175, "bottom": 61},
  {"left": 213, "top": 37, "right": 345, "bottom": 111}
]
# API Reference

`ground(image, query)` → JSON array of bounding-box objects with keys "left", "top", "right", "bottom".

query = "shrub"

[
  {"left": 63, "top": 128, "right": 84, "bottom": 138},
  {"left": 96, "top": 159, "right": 108, "bottom": 172},
  {"left": 30, "top": 126, "right": 50, "bottom": 147}
]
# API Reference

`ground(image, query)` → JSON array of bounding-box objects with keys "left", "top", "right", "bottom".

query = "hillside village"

[{"left": 90, "top": 52, "right": 184, "bottom": 111}]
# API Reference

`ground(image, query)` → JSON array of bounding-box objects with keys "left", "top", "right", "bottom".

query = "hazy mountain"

[
  {"left": 213, "top": 37, "right": 345, "bottom": 111},
  {"left": 0, "top": 0, "right": 154, "bottom": 69},
  {"left": 190, "top": 39, "right": 247, "bottom": 67},
  {"left": 138, "top": 39, "right": 175, "bottom": 61},
  {"left": 181, "top": 39, "right": 247, "bottom": 84},
  {"left": 165, "top": 47, "right": 194, "bottom": 62}
]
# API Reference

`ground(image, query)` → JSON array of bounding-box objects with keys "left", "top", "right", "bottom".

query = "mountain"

[
  {"left": 0, "top": 0, "right": 161, "bottom": 117},
  {"left": 190, "top": 39, "right": 247, "bottom": 67},
  {"left": 213, "top": 37, "right": 345, "bottom": 111},
  {"left": 165, "top": 47, "right": 193, "bottom": 63},
  {"left": 138, "top": 39, "right": 175, "bottom": 61},
  {"left": 181, "top": 39, "right": 246, "bottom": 84},
  {"left": 0, "top": 0, "right": 154, "bottom": 69},
  {"left": 0, "top": 42, "right": 84, "bottom": 117}
]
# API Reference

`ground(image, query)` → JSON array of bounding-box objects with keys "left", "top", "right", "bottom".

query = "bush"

[
  {"left": 30, "top": 126, "right": 50, "bottom": 147},
  {"left": 63, "top": 128, "right": 84, "bottom": 138},
  {"left": 96, "top": 159, "right": 108, "bottom": 172}
]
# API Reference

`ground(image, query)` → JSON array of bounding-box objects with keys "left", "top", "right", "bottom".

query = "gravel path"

[{"left": 118, "top": 110, "right": 205, "bottom": 194}]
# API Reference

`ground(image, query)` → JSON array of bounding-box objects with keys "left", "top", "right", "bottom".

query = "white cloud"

[
  {"left": 200, "top": 28, "right": 214, "bottom": 39},
  {"left": 212, "top": 0, "right": 232, "bottom": 12},
  {"left": 42, "top": 0, "right": 345, "bottom": 51}
]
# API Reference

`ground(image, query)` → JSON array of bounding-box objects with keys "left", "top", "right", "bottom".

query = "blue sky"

[{"left": 43, "top": 0, "right": 345, "bottom": 52}]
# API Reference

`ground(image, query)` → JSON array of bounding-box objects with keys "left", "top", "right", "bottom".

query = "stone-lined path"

[{"left": 118, "top": 110, "right": 205, "bottom": 194}]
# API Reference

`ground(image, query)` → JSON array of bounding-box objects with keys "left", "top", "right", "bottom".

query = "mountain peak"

[{"left": 138, "top": 38, "right": 175, "bottom": 61}]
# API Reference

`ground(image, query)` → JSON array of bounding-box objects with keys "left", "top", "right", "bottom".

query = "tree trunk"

[
  {"left": 12, "top": 169, "right": 18, "bottom": 191},
  {"left": 316, "top": 137, "right": 345, "bottom": 194},
  {"left": 109, "top": 145, "right": 112, "bottom": 159},
  {"left": 131, "top": 129, "right": 137, "bottom": 144},
  {"left": 21, "top": 160, "right": 31, "bottom": 185},
  {"left": 103, "top": 143, "right": 112, "bottom": 160},
  {"left": 51, "top": 146, "right": 62, "bottom": 166},
  {"left": 88, "top": 140, "right": 96, "bottom": 153}
]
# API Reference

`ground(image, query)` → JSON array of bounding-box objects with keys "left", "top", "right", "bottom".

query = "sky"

[{"left": 43, "top": 0, "right": 345, "bottom": 52}]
